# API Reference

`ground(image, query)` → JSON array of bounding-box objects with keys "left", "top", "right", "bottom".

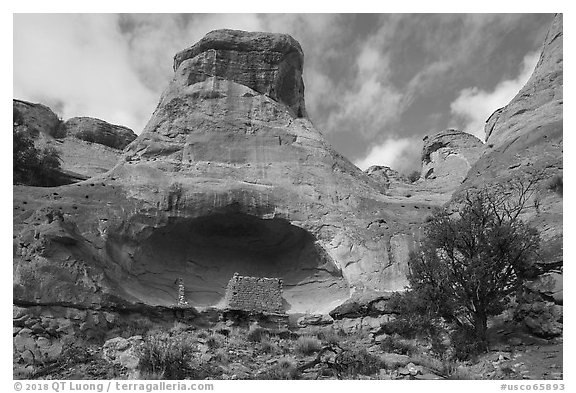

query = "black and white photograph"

[{"left": 11, "top": 8, "right": 564, "bottom": 386}]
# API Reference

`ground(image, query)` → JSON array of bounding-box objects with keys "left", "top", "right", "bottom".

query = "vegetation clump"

[
  {"left": 295, "top": 336, "right": 322, "bottom": 356},
  {"left": 391, "top": 178, "right": 541, "bottom": 359},
  {"left": 13, "top": 108, "right": 63, "bottom": 186}
]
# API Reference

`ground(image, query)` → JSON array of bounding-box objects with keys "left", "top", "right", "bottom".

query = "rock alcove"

[{"left": 107, "top": 212, "right": 349, "bottom": 313}]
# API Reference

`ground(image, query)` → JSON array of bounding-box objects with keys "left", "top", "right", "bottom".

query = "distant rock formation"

[
  {"left": 365, "top": 166, "right": 408, "bottom": 191},
  {"left": 420, "top": 129, "right": 484, "bottom": 191},
  {"left": 62, "top": 117, "right": 136, "bottom": 150},
  {"left": 13, "top": 99, "right": 137, "bottom": 179},
  {"left": 13, "top": 99, "right": 61, "bottom": 138}
]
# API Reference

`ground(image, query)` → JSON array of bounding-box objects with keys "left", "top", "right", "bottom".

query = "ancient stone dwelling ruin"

[{"left": 224, "top": 273, "right": 284, "bottom": 314}]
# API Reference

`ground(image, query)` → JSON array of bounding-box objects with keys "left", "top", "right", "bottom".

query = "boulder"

[
  {"left": 102, "top": 336, "right": 142, "bottom": 370},
  {"left": 379, "top": 353, "right": 411, "bottom": 369},
  {"left": 525, "top": 273, "right": 563, "bottom": 305},
  {"left": 329, "top": 290, "right": 395, "bottom": 319},
  {"left": 296, "top": 314, "right": 334, "bottom": 327}
]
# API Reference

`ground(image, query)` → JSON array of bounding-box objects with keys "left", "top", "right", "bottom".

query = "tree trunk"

[{"left": 473, "top": 311, "right": 489, "bottom": 352}]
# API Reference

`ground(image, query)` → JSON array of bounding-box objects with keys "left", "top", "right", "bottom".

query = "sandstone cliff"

[
  {"left": 13, "top": 30, "right": 433, "bottom": 318},
  {"left": 452, "top": 14, "right": 563, "bottom": 337},
  {"left": 455, "top": 14, "right": 562, "bottom": 268}
]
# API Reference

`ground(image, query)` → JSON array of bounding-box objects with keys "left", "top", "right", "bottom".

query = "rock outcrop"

[
  {"left": 484, "top": 15, "right": 562, "bottom": 147},
  {"left": 420, "top": 129, "right": 484, "bottom": 190},
  {"left": 13, "top": 30, "right": 432, "bottom": 322},
  {"left": 172, "top": 29, "right": 307, "bottom": 118},
  {"left": 62, "top": 117, "right": 136, "bottom": 150},
  {"left": 455, "top": 14, "right": 562, "bottom": 268},
  {"left": 364, "top": 130, "right": 483, "bottom": 205},
  {"left": 365, "top": 166, "right": 408, "bottom": 192},
  {"left": 13, "top": 99, "right": 137, "bottom": 180},
  {"left": 453, "top": 14, "right": 563, "bottom": 336},
  {"left": 13, "top": 99, "right": 61, "bottom": 138}
]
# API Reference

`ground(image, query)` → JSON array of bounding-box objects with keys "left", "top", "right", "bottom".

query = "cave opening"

[{"left": 117, "top": 213, "right": 349, "bottom": 313}]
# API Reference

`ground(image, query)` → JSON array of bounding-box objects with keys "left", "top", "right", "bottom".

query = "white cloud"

[
  {"left": 354, "top": 137, "right": 414, "bottom": 171},
  {"left": 13, "top": 14, "right": 266, "bottom": 134},
  {"left": 450, "top": 51, "right": 539, "bottom": 139},
  {"left": 323, "top": 39, "right": 403, "bottom": 138},
  {"left": 13, "top": 14, "right": 158, "bottom": 133}
]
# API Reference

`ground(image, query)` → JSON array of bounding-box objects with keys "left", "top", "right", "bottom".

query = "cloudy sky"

[{"left": 13, "top": 13, "right": 554, "bottom": 174}]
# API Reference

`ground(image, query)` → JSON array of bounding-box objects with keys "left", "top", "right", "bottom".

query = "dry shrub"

[
  {"left": 137, "top": 332, "right": 196, "bottom": 379},
  {"left": 247, "top": 326, "right": 268, "bottom": 343},
  {"left": 258, "top": 357, "right": 299, "bottom": 380},
  {"left": 295, "top": 336, "right": 322, "bottom": 356},
  {"left": 338, "top": 347, "right": 384, "bottom": 377}
]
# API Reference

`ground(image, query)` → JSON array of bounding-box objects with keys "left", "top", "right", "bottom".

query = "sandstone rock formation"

[
  {"left": 364, "top": 129, "right": 483, "bottom": 205},
  {"left": 365, "top": 166, "right": 408, "bottom": 192},
  {"left": 13, "top": 30, "right": 432, "bottom": 325},
  {"left": 455, "top": 14, "right": 562, "bottom": 268},
  {"left": 453, "top": 14, "right": 563, "bottom": 336},
  {"left": 13, "top": 17, "right": 564, "bottom": 372},
  {"left": 62, "top": 117, "right": 136, "bottom": 150},
  {"left": 13, "top": 99, "right": 137, "bottom": 180},
  {"left": 420, "top": 129, "right": 484, "bottom": 190},
  {"left": 13, "top": 99, "right": 61, "bottom": 138}
]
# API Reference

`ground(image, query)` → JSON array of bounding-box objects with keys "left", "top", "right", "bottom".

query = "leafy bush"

[
  {"left": 13, "top": 129, "right": 62, "bottom": 186},
  {"left": 295, "top": 336, "right": 322, "bottom": 356},
  {"left": 449, "top": 325, "right": 485, "bottom": 361},
  {"left": 381, "top": 291, "right": 443, "bottom": 340},
  {"left": 52, "top": 120, "right": 68, "bottom": 139}
]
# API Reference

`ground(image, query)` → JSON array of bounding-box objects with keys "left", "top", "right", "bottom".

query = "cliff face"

[
  {"left": 452, "top": 14, "right": 563, "bottom": 337},
  {"left": 484, "top": 15, "right": 562, "bottom": 147},
  {"left": 456, "top": 14, "right": 563, "bottom": 268},
  {"left": 13, "top": 30, "right": 434, "bottom": 317}
]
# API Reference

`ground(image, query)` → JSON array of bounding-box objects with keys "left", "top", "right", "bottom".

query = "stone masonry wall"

[{"left": 224, "top": 273, "right": 284, "bottom": 314}]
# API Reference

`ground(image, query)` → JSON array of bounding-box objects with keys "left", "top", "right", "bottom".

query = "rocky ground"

[{"left": 14, "top": 314, "right": 562, "bottom": 381}]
